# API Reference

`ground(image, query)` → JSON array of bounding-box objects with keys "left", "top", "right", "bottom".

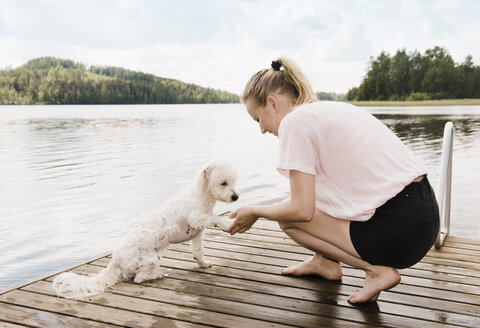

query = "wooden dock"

[{"left": 1, "top": 219, "right": 479, "bottom": 327}]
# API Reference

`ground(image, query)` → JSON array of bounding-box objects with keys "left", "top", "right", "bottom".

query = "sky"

[{"left": 1, "top": 0, "right": 479, "bottom": 95}]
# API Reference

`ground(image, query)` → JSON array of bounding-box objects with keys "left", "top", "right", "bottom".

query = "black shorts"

[{"left": 350, "top": 176, "right": 440, "bottom": 269}]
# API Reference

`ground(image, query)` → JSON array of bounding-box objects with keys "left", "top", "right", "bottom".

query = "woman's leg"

[{"left": 279, "top": 209, "right": 400, "bottom": 303}]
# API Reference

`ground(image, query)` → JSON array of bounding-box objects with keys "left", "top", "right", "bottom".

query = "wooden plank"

[
  {"left": 446, "top": 236, "right": 480, "bottom": 246},
  {"left": 426, "top": 249, "right": 480, "bottom": 264},
  {"left": 204, "top": 230, "right": 480, "bottom": 279},
  {"left": 420, "top": 255, "right": 480, "bottom": 272},
  {"left": 37, "top": 278, "right": 368, "bottom": 328},
  {"left": 201, "top": 235, "right": 480, "bottom": 285},
  {"left": 159, "top": 248, "right": 480, "bottom": 310},
  {"left": 410, "top": 261, "right": 480, "bottom": 280},
  {"left": 98, "top": 245, "right": 480, "bottom": 302},
  {"left": 204, "top": 230, "right": 480, "bottom": 271},
  {"left": 399, "top": 265, "right": 480, "bottom": 287},
  {"left": 167, "top": 240, "right": 480, "bottom": 299},
  {"left": 204, "top": 232, "right": 480, "bottom": 273},
  {"left": 0, "top": 290, "right": 208, "bottom": 328},
  {"left": 208, "top": 230, "right": 480, "bottom": 268},
  {"left": 61, "top": 262, "right": 477, "bottom": 327},
  {"left": 97, "top": 228, "right": 480, "bottom": 291},
  {"left": 222, "top": 219, "right": 480, "bottom": 271},
  {"left": 217, "top": 228, "right": 480, "bottom": 266},
  {"left": 443, "top": 240, "right": 480, "bottom": 252},
  {"left": 431, "top": 245, "right": 480, "bottom": 256},
  {"left": 12, "top": 284, "right": 296, "bottom": 328},
  {"left": 0, "top": 302, "right": 121, "bottom": 328},
  {"left": 0, "top": 322, "right": 29, "bottom": 328},
  {"left": 4, "top": 214, "right": 480, "bottom": 328},
  {"left": 165, "top": 249, "right": 478, "bottom": 304},
  {"left": 93, "top": 252, "right": 480, "bottom": 321}
]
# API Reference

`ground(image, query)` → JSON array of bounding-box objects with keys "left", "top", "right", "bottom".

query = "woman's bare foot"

[
  {"left": 348, "top": 266, "right": 401, "bottom": 303},
  {"left": 281, "top": 254, "right": 343, "bottom": 280}
]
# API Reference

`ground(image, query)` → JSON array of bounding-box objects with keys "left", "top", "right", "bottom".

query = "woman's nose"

[{"left": 261, "top": 127, "right": 267, "bottom": 134}]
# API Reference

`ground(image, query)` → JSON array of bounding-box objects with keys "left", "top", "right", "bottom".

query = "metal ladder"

[{"left": 434, "top": 121, "right": 454, "bottom": 249}]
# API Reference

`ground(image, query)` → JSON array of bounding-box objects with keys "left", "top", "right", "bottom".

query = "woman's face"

[{"left": 245, "top": 95, "right": 290, "bottom": 136}]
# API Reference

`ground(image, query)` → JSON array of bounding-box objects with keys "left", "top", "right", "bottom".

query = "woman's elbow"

[{"left": 295, "top": 205, "right": 315, "bottom": 222}]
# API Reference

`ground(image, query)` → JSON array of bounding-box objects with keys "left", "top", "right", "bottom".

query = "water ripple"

[{"left": 1, "top": 104, "right": 479, "bottom": 291}]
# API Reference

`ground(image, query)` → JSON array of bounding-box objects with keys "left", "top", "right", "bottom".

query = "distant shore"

[{"left": 349, "top": 99, "right": 480, "bottom": 106}]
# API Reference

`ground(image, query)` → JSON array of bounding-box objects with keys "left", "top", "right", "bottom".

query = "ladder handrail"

[{"left": 435, "top": 121, "right": 453, "bottom": 249}]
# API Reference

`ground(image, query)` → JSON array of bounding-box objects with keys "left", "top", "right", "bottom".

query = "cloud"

[{"left": 1, "top": 0, "right": 480, "bottom": 94}]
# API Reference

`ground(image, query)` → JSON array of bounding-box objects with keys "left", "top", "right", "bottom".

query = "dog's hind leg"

[
  {"left": 191, "top": 232, "right": 212, "bottom": 268},
  {"left": 133, "top": 253, "right": 164, "bottom": 283}
]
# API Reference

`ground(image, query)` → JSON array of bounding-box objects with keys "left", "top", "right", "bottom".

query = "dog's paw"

[
  {"left": 213, "top": 222, "right": 229, "bottom": 232},
  {"left": 212, "top": 219, "right": 229, "bottom": 232},
  {"left": 195, "top": 260, "right": 212, "bottom": 269},
  {"left": 134, "top": 272, "right": 164, "bottom": 283}
]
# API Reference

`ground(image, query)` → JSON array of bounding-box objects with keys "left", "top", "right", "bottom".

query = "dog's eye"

[{"left": 221, "top": 181, "right": 227, "bottom": 186}]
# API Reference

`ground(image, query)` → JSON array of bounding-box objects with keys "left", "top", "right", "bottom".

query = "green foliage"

[
  {"left": 356, "top": 51, "right": 392, "bottom": 101},
  {"left": 346, "top": 87, "right": 358, "bottom": 101},
  {"left": 348, "top": 46, "right": 480, "bottom": 101},
  {"left": 0, "top": 57, "right": 240, "bottom": 105},
  {"left": 316, "top": 91, "right": 346, "bottom": 101},
  {"left": 406, "top": 92, "right": 431, "bottom": 101}
]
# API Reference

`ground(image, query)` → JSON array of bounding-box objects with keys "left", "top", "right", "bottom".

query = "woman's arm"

[{"left": 227, "top": 170, "right": 316, "bottom": 235}]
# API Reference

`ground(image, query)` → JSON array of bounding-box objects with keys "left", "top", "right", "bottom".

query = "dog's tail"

[{"left": 52, "top": 260, "right": 121, "bottom": 300}]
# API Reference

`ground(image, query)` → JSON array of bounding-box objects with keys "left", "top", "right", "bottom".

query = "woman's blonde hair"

[{"left": 241, "top": 57, "right": 317, "bottom": 108}]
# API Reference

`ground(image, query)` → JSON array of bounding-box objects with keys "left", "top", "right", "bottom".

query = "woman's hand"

[
  {"left": 227, "top": 206, "right": 259, "bottom": 235},
  {"left": 226, "top": 171, "right": 314, "bottom": 234}
]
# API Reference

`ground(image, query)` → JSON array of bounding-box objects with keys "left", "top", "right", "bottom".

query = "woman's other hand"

[{"left": 227, "top": 207, "right": 259, "bottom": 235}]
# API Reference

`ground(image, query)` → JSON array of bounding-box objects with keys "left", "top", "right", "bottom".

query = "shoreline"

[
  {"left": 349, "top": 99, "right": 480, "bottom": 106},
  {"left": 2, "top": 99, "right": 480, "bottom": 107}
]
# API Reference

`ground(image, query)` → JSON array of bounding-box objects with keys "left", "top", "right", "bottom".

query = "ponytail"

[{"left": 241, "top": 57, "right": 317, "bottom": 108}]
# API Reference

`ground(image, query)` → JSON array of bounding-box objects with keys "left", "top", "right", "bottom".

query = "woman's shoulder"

[
  {"left": 279, "top": 102, "right": 326, "bottom": 134},
  {"left": 288, "top": 101, "right": 357, "bottom": 121},
  {"left": 298, "top": 101, "right": 357, "bottom": 112}
]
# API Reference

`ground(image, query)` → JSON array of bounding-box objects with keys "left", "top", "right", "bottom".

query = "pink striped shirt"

[{"left": 277, "top": 101, "right": 427, "bottom": 221}]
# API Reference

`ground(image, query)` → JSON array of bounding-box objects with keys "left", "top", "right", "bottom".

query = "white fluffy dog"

[{"left": 53, "top": 161, "right": 239, "bottom": 300}]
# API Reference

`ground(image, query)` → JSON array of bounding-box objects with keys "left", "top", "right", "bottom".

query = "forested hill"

[
  {"left": 347, "top": 46, "right": 480, "bottom": 101},
  {"left": 0, "top": 57, "right": 240, "bottom": 104}
]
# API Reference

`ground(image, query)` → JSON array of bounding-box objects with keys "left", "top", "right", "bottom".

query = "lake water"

[{"left": 1, "top": 104, "right": 479, "bottom": 291}]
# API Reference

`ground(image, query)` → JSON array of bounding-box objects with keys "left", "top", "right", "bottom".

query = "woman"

[{"left": 227, "top": 58, "right": 439, "bottom": 303}]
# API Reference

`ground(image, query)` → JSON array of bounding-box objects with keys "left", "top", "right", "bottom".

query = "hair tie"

[{"left": 271, "top": 60, "right": 282, "bottom": 71}]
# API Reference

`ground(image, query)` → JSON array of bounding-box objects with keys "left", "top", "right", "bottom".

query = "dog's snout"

[{"left": 231, "top": 193, "right": 239, "bottom": 201}]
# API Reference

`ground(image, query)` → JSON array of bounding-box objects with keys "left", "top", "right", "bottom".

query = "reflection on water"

[
  {"left": 378, "top": 114, "right": 480, "bottom": 144},
  {"left": 0, "top": 104, "right": 479, "bottom": 290},
  {"left": 377, "top": 114, "right": 480, "bottom": 165},
  {"left": 370, "top": 107, "right": 480, "bottom": 245}
]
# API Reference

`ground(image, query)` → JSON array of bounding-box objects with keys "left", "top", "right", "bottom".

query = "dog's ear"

[
  {"left": 203, "top": 166, "right": 210, "bottom": 177},
  {"left": 203, "top": 165, "right": 212, "bottom": 180},
  {"left": 201, "top": 164, "right": 214, "bottom": 192}
]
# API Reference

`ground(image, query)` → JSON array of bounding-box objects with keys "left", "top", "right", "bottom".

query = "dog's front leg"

[
  {"left": 188, "top": 211, "right": 210, "bottom": 230},
  {"left": 191, "top": 232, "right": 212, "bottom": 268},
  {"left": 210, "top": 216, "right": 229, "bottom": 232},
  {"left": 189, "top": 212, "right": 228, "bottom": 231}
]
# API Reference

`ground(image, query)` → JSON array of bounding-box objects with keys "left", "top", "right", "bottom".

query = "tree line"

[
  {"left": 315, "top": 91, "right": 346, "bottom": 101},
  {"left": 0, "top": 57, "right": 240, "bottom": 105},
  {"left": 347, "top": 46, "right": 480, "bottom": 101}
]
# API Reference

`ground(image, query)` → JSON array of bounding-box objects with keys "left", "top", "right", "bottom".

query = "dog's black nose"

[{"left": 231, "top": 194, "right": 239, "bottom": 201}]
